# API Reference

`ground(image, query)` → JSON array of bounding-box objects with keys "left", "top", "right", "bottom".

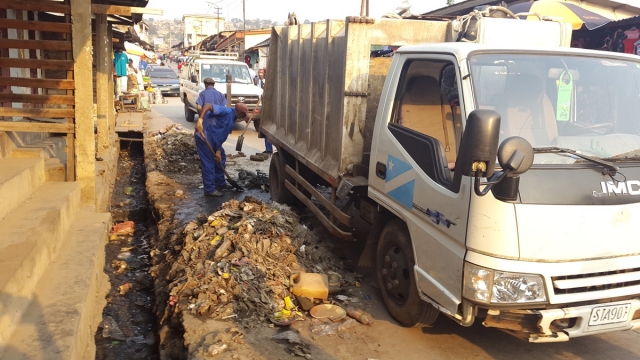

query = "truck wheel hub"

[{"left": 381, "top": 244, "right": 411, "bottom": 304}]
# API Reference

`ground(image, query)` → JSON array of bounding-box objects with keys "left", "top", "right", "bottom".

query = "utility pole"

[
  {"left": 216, "top": 6, "right": 222, "bottom": 33},
  {"left": 242, "top": 0, "right": 246, "bottom": 55},
  {"left": 360, "top": 0, "right": 369, "bottom": 17}
]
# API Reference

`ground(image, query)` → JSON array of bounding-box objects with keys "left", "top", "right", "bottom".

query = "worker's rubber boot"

[{"left": 204, "top": 190, "right": 224, "bottom": 197}]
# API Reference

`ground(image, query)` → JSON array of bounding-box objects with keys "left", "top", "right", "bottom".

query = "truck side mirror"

[
  {"left": 491, "top": 136, "right": 534, "bottom": 201},
  {"left": 190, "top": 74, "right": 197, "bottom": 83},
  {"left": 455, "top": 109, "right": 501, "bottom": 178}
]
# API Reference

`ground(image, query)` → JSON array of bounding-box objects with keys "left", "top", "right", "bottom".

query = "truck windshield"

[
  {"left": 470, "top": 53, "right": 640, "bottom": 164},
  {"left": 200, "top": 64, "right": 253, "bottom": 84}
]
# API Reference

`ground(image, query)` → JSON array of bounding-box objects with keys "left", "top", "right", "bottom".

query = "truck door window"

[{"left": 389, "top": 59, "right": 460, "bottom": 189}]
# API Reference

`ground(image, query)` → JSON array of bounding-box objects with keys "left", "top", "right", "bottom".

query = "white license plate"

[{"left": 588, "top": 303, "right": 631, "bottom": 326}]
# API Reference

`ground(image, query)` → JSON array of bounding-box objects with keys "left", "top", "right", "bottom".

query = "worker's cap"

[{"left": 203, "top": 77, "right": 215, "bottom": 85}]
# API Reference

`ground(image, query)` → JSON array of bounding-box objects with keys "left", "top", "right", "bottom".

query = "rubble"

[
  {"left": 152, "top": 124, "right": 201, "bottom": 175},
  {"left": 237, "top": 169, "right": 269, "bottom": 192},
  {"left": 161, "top": 196, "right": 343, "bottom": 325}
]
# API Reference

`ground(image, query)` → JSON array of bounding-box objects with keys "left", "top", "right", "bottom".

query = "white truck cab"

[
  {"left": 369, "top": 42, "right": 640, "bottom": 342},
  {"left": 180, "top": 51, "right": 263, "bottom": 122}
]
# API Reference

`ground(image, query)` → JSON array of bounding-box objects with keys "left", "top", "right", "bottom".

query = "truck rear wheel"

[
  {"left": 269, "top": 152, "right": 295, "bottom": 205},
  {"left": 377, "top": 219, "right": 439, "bottom": 327},
  {"left": 184, "top": 99, "right": 196, "bottom": 122}
]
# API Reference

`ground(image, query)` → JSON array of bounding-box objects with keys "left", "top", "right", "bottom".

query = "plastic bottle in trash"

[{"left": 346, "top": 306, "right": 373, "bottom": 325}]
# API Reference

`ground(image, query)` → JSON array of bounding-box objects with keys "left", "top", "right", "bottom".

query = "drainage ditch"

[{"left": 95, "top": 137, "right": 160, "bottom": 360}]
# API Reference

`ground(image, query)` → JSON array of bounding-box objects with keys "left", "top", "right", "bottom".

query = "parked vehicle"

[
  {"left": 180, "top": 51, "right": 263, "bottom": 122},
  {"left": 260, "top": 10, "right": 640, "bottom": 342},
  {"left": 145, "top": 66, "right": 180, "bottom": 96}
]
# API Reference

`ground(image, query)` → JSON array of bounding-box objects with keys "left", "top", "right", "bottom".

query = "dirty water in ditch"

[{"left": 95, "top": 139, "right": 160, "bottom": 360}]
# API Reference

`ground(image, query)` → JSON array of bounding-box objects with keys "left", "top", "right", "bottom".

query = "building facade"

[{"left": 182, "top": 14, "right": 225, "bottom": 49}]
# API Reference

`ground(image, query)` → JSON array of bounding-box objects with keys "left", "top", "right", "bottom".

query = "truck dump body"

[{"left": 261, "top": 17, "right": 449, "bottom": 184}]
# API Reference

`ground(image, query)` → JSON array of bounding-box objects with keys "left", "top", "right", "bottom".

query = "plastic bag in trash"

[{"left": 100, "top": 316, "right": 125, "bottom": 340}]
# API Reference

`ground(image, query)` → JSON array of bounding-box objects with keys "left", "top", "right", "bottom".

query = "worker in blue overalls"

[
  {"left": 195, "top": 99, "right": 249, "bottom": 197},
  {"left": 196, "top": 77, "right": 227, "bottom": 110}
]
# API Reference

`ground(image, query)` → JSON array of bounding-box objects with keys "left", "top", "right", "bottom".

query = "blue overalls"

[
  {"left": 196, "top": 87, "right": 227, "bottom": 108},
  {"left": 195, "top": 104, "right": 235, "bottom": 193}
]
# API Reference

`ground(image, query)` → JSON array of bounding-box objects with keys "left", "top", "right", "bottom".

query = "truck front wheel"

[
  {"left": 184, "top": 99, "right": 196, "bottom": 122},
  {"left": 377, "top": 219, "right": 439, "bottom": 327},
  {"left": 269, "top": 152, "right": 295, "bottom": 205}
]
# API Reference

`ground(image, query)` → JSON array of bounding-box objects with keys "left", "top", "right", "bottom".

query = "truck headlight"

[{"left": 463, "top": 263, "right": 547, "bottom": 304}]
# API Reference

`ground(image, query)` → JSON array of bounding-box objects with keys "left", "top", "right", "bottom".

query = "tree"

[{"left": 447, "top": 0, "right": 456, "bottom": 5}]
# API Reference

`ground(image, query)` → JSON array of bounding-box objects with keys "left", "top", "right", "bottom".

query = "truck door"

[
  {"left": 369, "top": 55, "right": 470, "bottom": 314},
  {"left": 187, "top": 63, "right": 198, "bottom": 108}
]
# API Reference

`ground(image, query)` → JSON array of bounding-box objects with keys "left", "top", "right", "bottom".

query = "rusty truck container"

[{"left": 260, "top": 17, "right": 449, "bottom": 186}]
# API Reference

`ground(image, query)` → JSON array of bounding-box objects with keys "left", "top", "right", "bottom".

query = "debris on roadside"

[
  {"left": 346, "top": 307, "right": 373, "bottom": 325},
  {"left": 152, "top": 124, "right": 201, "bottom": 175},
  {"left": 237, "top": 169, "right": 269, "bottom": 192},
  {"left": 100, "top": 316, "right": 126, "bottom": 341},
  {"left": 162, "top": 196, "right": 343, "bottom": 325},
  {"left": 272, "top": 330, "right": 302, "bottom": 344},
  {"left": 118, "top": 283, "right": 133, "bottom": 295},
  {"left": 110, "top": 221, "right": 135, "bottom": 236}
]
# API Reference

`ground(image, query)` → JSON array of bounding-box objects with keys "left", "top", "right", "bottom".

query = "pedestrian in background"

[{"left": 139, "top": 55, "right": 148, "bottom": 73}]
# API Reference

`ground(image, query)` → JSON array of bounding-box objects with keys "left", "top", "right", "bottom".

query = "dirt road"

[{"left": 143, "top": 98, "right": 640, "bottom": 360}]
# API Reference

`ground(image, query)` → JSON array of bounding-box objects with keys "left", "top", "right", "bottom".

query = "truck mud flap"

[{"left": 284, "top": 165, "right": 353, "bottom": 241}]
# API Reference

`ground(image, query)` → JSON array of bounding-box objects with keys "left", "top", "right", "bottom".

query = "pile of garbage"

[
  {"left": 163, "top": 196, "right": 343, "bottom": 323},
  {"left": 237, "top": 169, "right": 269, "bottom": 192},
  {"left": 152, "top": 124, "right": 201, "bottom": 175}
]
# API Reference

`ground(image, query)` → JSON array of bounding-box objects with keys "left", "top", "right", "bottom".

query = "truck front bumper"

[{"left": 484, "top": 299, "right": 640, "bottom": 343}]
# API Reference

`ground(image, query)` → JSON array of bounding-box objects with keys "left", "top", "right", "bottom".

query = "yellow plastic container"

[{"left": 290, "top": 273, "right": 329, "bottom": 300}]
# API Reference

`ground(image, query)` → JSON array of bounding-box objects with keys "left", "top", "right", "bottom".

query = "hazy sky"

[{"left": 146, "top": 0, "right": 446, "bottom": 22}]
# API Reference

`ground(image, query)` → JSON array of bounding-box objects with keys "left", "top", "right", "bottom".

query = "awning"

[{"left": 124, "top": 41, "right": 155, "bottom": 58}]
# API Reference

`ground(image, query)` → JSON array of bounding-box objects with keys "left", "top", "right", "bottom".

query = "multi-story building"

[{"left": 182, "top": 14, "right": 225, "bottom": 49}]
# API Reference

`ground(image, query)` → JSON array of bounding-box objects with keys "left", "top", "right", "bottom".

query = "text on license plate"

[{"left": 589, "top": 303, "right": 631, "bottom": 326}]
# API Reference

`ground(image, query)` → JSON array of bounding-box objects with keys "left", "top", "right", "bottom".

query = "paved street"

[{"left": 145, "top": 95, "right": 640, "bottom": 360}]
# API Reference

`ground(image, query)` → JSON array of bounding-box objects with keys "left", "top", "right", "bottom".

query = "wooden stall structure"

[{"left": 0, "top": 0, "right": 161, "bottom": 205}]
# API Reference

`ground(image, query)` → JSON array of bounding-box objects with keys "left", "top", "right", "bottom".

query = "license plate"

[{"left": 588, "top": 303, "right": 631, "bottom": 326}]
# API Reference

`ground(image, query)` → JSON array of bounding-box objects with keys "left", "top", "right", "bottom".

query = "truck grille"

[
  {"left": 230, "top": 95, "right": 260, "bottom": 109},
  {"left": 552, "top": 267, "right": 640, "bottom": 295}
]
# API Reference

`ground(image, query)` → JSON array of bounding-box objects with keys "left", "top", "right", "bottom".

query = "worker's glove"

[
  {"left": 195, "top": 117, "right": 203, "bottom": 135},
  {"left": 215, "top": 150, "right": 222, "bottom": 163}
]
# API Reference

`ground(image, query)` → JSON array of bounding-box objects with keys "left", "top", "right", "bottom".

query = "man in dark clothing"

[{"left": 195, "top": 102, "right": 248, "bottom": 197}]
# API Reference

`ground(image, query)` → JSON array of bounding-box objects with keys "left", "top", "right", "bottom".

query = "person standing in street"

[
  {"left": 195, "top": 102, "right": 249, "bottom": 197},
  {"left": 255, "top": 70, "right": 273, "bottom": 154},
  {"left": 196, "top": 77, "right": 227, "bottom": 112}
]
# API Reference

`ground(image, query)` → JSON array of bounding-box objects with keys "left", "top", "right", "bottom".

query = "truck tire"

[
  {"left": 377, "top": 219, "right": 439, "bottom": 327},
  {"left": 269, "top": 152, "right": 295, "bottom": 205},
  {"left": 184, "top": 99, "right": 196, "bottom": 122}
]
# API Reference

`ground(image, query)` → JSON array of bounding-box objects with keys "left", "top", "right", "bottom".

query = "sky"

[{"left": 145, "top": 0, "right": 446, "bottom": 22}]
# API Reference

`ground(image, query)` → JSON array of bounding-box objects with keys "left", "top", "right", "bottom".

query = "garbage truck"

[{"left": 259, "top": 7, "right": 640, "bottom": 342}]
